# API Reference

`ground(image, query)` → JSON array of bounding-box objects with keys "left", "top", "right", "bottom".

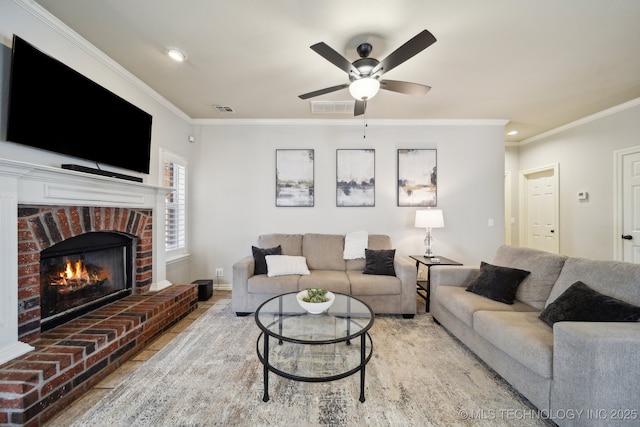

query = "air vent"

[
  {"left": 212, "top": 105, "right": 236, "bottom": 114},
  {"left": 310, "top": 100, "right": 355, "bottom": 114}
]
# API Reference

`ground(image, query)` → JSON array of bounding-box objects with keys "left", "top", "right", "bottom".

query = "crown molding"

[
  {"left": 518, "top": 97, "right": 640, "bottom": 146},
  {"left": 190, "top": 118, "right": 509, "bottom": 127}
]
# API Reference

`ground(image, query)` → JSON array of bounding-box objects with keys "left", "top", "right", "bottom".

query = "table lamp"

[{"left": 415, "top": 208, "right": 444, "bottom": 257}]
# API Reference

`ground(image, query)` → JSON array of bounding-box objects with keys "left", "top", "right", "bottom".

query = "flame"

[
  {"left": 51, "top": 259, "right": 93, "bottom": 286},
  {"left": 64, "top": 260, "right": 90, "bottom": 283}
]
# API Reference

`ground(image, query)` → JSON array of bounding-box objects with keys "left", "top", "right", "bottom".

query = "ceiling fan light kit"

[
  {"left": 349, "top": 77, "right": 380, "bottom": 100},
  {"left": 299, "top": 30, "right": 437, "bottom": 116}
]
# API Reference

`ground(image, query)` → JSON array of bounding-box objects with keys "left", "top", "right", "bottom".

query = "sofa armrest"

[
  {"left": 394, "top": 256, "right": 418, "bottom": 314},
  {"left": 232, "top": 256, "right": 255, "bottom": 312},
  {"left": 394, "top": 256, "right": 418, "bottom": 291},
  {"left": 430, "top": 265, "right": 479, "bottom": 289},
  {"left": 551, "top": 322, "right": 640, "bottom": 426}
]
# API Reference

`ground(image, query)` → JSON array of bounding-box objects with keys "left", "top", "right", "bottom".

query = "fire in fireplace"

[{"left": 39, "top": 231, "right": 134, "bottom": 330}]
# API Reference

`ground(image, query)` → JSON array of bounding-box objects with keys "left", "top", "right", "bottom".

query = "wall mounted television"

[{"left": 6, "top": 35, "right": 153, "bottom": 175}]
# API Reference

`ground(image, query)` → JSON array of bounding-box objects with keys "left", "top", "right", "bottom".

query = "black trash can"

[{"left": 191, "top": 279, "right": 213, "bottom": 301}]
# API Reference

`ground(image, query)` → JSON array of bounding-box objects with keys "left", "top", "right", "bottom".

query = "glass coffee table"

[{"left": 255, "top": 292, "right": 374, "bottom": 403}]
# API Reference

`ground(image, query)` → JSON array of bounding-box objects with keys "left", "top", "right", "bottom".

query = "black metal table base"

[{"left": 256, "top": 331, "right": 373, "bottom": 403}]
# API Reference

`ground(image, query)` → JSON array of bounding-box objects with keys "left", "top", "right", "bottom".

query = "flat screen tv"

[{"left": 6, "top": 35, "right": 152, "bottom": 175}]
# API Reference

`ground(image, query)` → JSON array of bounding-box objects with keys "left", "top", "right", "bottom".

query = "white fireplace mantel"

[{"left": 0, "top": 158, "right": 171, "bottom": 365}]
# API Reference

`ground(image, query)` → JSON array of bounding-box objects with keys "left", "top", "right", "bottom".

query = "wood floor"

[{"left": 44, "top": 290, "right": 230, "bottom": 427}]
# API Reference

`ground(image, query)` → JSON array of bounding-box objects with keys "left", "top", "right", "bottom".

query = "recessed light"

[
  {"left": 167, "top": 48, "right": 186, "bottom": 62},
  {"left": 507, "top": 130, "right": 518, "bottom": 136}
]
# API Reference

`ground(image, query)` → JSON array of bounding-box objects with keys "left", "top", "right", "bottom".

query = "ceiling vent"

[
  {"left": 310, "top": 100, "right": 355, "bottom": 115},
  {"left": 212, "top": 105, "right": 236, "bottom": 114}
]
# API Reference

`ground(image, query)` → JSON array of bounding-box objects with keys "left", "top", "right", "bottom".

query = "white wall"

[
  {"left": 187, "top": 120, "right": 506, "bottom": 284},
  {"left": 516, "top": 101, "right": 640, "bottom": 260},
  {"left": 504, "top": 146, "right": 520, "bottom": 244},
  {"left": 0, "top": 1, "right": 195, "bottom": 285},
  {"left": 0, "top": 1, "right": 193, "bottom": 186},
  {"left": 0, "top": 1, "right": 508, "bottom": 289}
]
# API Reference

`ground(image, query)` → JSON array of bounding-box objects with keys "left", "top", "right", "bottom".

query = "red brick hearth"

[
  {"left": 0, "top": 204, "right": 196, "bottom": 426},
  {"left": 0, "top": 285, "right": 197, "bottom": 426}
]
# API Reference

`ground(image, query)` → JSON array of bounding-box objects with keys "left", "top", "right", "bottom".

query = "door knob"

[{"left": 622, "top": 235, "right": 633, "bottom": 240}]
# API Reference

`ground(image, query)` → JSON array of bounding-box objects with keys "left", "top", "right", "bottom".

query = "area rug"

[{"left": 68, "top": 298, "right": 547, "bottom": 427}]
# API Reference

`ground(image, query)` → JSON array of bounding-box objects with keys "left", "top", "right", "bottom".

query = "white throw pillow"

[
  {"left": 343, "top": 230, "right": 368, "bottom": 259},
  {"left": 265, "top": 255, "right": 310, "bottom": 277}
]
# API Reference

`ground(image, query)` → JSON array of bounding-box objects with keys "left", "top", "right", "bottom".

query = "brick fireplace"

[
  {"left": 17, "top": 205, "right": 154, "bottom": 343},
  {"left": 0, "top": 158, "right": 197, "bottom": 426}
]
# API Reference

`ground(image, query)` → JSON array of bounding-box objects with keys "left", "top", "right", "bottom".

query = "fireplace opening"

[{"left": 40, "top": 231, "right": 134, "bottom": 331}]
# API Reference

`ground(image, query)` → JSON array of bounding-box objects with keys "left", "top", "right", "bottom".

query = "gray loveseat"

[
  {"left": 430, "top": 245, "right": 640, "bottom": 427},
  {"left": 232, "top": 233, "right": 417, "bottom": 317}
]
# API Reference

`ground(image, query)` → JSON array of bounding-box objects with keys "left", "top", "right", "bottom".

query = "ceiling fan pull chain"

[{"left": 363, "top": 106, "right": 368, "bottom": 139}]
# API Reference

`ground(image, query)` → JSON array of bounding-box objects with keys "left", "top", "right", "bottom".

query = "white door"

[
  {"left": 519, "top": 165, "right": 559, "bottom": 253},
  {"left": 621, "top": 151, "right": 640, "bottom": 262}
]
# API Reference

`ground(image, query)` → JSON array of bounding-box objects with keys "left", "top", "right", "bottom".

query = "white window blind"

[{"left": 160, "top": 149, "right": 187, "bottom": 253}]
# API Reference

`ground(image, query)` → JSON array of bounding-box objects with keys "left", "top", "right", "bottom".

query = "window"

[{"left": 160, "top": 149, "right": 187, "bottom": 256}]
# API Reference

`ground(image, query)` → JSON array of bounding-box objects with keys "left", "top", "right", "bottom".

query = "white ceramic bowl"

[{"left": 296, "top": 290, "right": 335, "bottom": 314}]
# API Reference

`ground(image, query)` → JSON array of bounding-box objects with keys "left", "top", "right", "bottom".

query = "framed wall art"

[
  {"left": 397, "top": 149, "right": 437, "bottom": 207},
  {"left": 336, "top": 149, "right": 375, "bottom": 207},
  {"left": 275, "top": 149, "right": 314, "bottom": 207}
]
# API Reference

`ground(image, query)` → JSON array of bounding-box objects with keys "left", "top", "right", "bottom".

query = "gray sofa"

[
  {"left": 232, "top": 233, "right": 417, "bottom": 317},
  {"left": 430, "top": 245, "right": 640, "bottom": 427}
]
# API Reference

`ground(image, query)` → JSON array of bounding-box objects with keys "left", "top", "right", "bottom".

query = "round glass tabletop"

[{"left": 255, "top": 292, "right": 374, "bottom": 344}]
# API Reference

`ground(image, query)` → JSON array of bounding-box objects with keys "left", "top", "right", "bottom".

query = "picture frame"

[
  {"left": 336, "top": 149, "right": 375, "bottom": 207},
  {"left": 275, "top": 149, "right": 314, "bottom": 207},
  {"left": 397, "top": 149, "right": 437, "bottom": 207}
]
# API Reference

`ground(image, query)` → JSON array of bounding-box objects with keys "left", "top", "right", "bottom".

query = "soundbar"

[{"left": 61, "top": 164, "right": 143, "bottom": 183}]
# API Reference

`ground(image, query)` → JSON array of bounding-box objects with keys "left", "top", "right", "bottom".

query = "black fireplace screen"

[{"left": 40, "top": 232, "right": 134, "bottom": 330}]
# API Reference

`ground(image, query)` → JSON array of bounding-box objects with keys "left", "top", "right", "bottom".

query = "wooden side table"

[{"left": 409, "top": 255, "right": 462, "bottom": 312}]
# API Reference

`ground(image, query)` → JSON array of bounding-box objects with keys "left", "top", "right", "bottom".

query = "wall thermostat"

[{"left": 577, "top": 191, "right": 588, "bottom": 200}]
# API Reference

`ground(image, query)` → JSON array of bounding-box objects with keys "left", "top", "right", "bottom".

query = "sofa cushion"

[
  {"left": 546, "top": 257, "right": 640, "bottom": 308},
  {"left": 252, "top": 245, "right": 282, "bottom": 275},
  {"left": 492, "top": 245, "right": 567, "bottom": 310},
  {"left": 539, "top": 281, "right": 640, "bottom": 326},
  {"left": 247, "top": 274, "right": 300, "bottom": 294},
  {"left": 363, "top": 249, "right": 396, "bottom": 276},
  {"left": 473, "top": 311, "right": 554, "bottom": 379},
  {"left": 302, "top": 233, "right": 346, "bottom": 270},
  {"left": 265, "top": 255, "right": 310, "bottom": 277},
  {"left": 466, "top": 262, "right": 530, "bottom": 304},
  {"left": 346, "top": 234, "right": 392, "bottom": 270},
  {"left": 347, "top": 270, "right": 402, "bottom": 296},
  {"left": 298, "top": 270, "right": 351, "bottom": 294},
  {"left": 436, "top": 286, "right": 539, "bottom": 328},
  {"left": 257, "top": 234, "right": 303, "bottom": 256}
]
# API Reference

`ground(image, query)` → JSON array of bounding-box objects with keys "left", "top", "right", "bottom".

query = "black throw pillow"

[
  {"left": 466, "top": 261, "right": 530, "bottom": 304},
  {"left": 252, "top": 245, "right": 282, "bottom": 275},
  {"left": 539, "top": 281, "right": 640, "bottom": 326},
  {"left": 363, "top": 248, "right": 396, "bottom": 276}
]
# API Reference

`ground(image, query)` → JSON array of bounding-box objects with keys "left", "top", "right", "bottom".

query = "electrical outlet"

[{"left": 215, "top": 268, "right": 223, "bottom": 277}]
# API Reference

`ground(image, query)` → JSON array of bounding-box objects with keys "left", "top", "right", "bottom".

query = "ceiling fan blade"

[
  {"left": 298, "top": 83, "right": 349, "bottom": 99},
  {"left": 380, "top": 80, "right": 431, "bottom": 96},
  {"left": 310, "top": 42, "right": 359, "bottom": 75},
  {"left": 372, "top": 30, "right": 437, "bottom": 76},
  {"left": 354, "top": 100, "right": 366, "bottom": 116}
]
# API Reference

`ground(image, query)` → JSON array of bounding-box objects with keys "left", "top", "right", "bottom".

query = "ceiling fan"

[{"left": 298, "top": 30, "right": 437, "bottom": 116}]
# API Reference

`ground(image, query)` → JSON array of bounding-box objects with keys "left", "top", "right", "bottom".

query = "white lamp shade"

[
  {"left": 349, "top": 78, "right": 380, "bottom": 100},
  {"left": 415, "top": 209, "right": 444, "bottom": 228}
]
